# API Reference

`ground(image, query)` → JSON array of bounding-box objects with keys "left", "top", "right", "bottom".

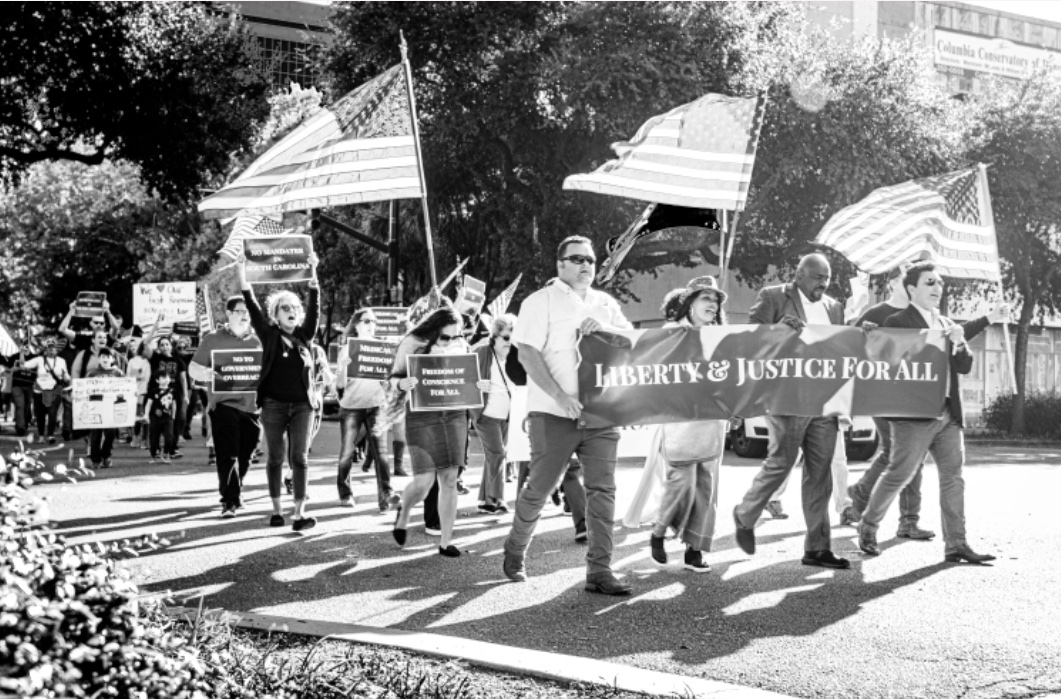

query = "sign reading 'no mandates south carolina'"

[
  {"left": 243, "top": 235, "right": 314, "bottom": 284},
  {"left": 577, "top": 325, "right": 950, "bottom": 428}
]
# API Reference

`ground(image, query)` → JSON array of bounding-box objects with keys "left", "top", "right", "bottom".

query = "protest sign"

[
  {"left": 366, "top": 307, "right": 408, "bottom": 339},
  {"left": 243, "top": 235, "right": 314, "bottom": 284},
  {"left": 407, "top": 353, "right": 482, "bottom": 411},
  {"left": 74, "top": 292, "right": 106, "bottom": 319},
  {"left": 455, "top": 276, "right": 487, "bottom": 316},
  {"left": 72, "top": 377, "right": 137, "bottom": 429},
  {"left": 132, "top": 282, "right": 196, "bottom": 330},
  {"left": 578, "top": 325, "right": 949, "bottom": 428},
  {"left": 345, "top": 339, "right": 396, "bottom": 380},
  {"left": 211, "top": 349, "right": 263, "bottom": 393},
  {"left": 172, "top": 321, "right": 200, "bottom": 337}
]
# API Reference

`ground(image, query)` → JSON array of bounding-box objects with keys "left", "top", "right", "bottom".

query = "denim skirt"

[{"left": 405, "top": 408, "right": 467, "bottom": 474}]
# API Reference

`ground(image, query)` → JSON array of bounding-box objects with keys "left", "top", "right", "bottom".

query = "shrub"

[{"left": 982, "top": 391, "right": 1061, "bottom": 439}]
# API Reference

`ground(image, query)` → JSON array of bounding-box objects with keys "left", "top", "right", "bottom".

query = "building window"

[
  {"left": 255, "top": 37, "right": 322, "bottom": 89},
  {"left": 1029, "top": 23, "right": 1045, "bottom": 46},
  {"left": 1008, "top": 18, "right": 1025, "bottom": 42},
  {"left": 979, "top": 13, "right": 995, "bottom": 36}
]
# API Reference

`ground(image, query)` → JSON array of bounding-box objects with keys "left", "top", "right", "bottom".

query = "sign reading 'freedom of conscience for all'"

[
  {"left": 211, "top": 349, "right": 263, "bottom": 393},
  {"left": 243, "top": 235, "right": 314, "bottom": 284},
  {"left": 407, "top": 353, "right": 482, "bottom": 411}
]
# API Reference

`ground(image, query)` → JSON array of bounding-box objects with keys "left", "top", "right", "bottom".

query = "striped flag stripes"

[
  {"left": 814, "top": 167, "right": 1001, "bottom": 282},
  {"left": 198, "top": 65, "right": 423, "bottom": 221},
  {"left": 0, "top": 322, "right": 18, "bottom": 357},
  {"left": 563, "top": 93, "right": 767, "bottom": 211},
  {"left": 218, "top": 216, "right": 286, "bottom": 260},
  {"left": 486, "top": 275, "right": 522, "bottom": 319},
  {"left": 197, "top": 285, "right": 214, "bottom": 335}
]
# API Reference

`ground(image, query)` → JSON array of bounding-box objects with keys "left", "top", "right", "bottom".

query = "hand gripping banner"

[{"left": 577, "top": 325, "right": 949, "bottom": 428}]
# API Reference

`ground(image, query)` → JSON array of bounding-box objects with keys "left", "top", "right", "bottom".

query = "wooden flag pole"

[
  {"left": 721, "top": 210, "right": 742, "bottom": 293},
  {"left": 977, "top": 163, "right": 1017, "bottom": 393},
  {"left": 399, "top": 31, "right": 438, "bottom": 288},
  {"left": 718, "top": 210, "right": 727, "bottom": 285}
]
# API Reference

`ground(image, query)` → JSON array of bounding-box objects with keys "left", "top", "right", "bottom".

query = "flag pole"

[
  {"left": 399, "top": 31, "right": 438, "bottom": 288},
  {"left": 718, "top": 210, "right": 727, "bottom": 284},
  {"left": 721, "top": 209, "right": 742, "bottom": 293},
  {"left": 977, "top": 163, "right": 1016, "bottom": 393}
]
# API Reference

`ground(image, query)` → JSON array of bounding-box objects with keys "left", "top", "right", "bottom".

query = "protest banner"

[
  {"left": 211, "top": 349, "right": 264, "bottom": 393},
  {"left": 407, "top": 353, "right": 482, "bottom": 411},
  {"left": 243, "top": 235, "right": 314, "bottom": 284},
  {"left": 132, "top": 282, "right": 197, "bottom": 330},
  {"left": 72, "top": 377, "right": 137, "bottom": 430},
  {"left": 577, "top": 325, "right": 949, "bottom": 428},
  {"left": 365, "top": 307, "right": 408, "bottom": 339},
  {"left": 455, "top": 276, "right": 487, "bottom": 316},
  {"left": 346, "top": 339, "right": 397, "bottom": 380},
  {"left": 74, "top": 292, "right": 106, "bottom": 319}
]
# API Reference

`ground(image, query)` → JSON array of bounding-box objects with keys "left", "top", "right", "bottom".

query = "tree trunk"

[{"left": 1009, "top": 300, "right": 1036, "bottom": 434}]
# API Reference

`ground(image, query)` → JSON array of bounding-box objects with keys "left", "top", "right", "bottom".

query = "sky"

[{"left": 962, "top": 1, "right": 1061, "bottom": 25}]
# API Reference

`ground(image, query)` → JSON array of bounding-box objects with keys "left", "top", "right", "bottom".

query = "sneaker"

[
  {"left": 221, "top": 503, "right": 236, "bottom": 519},
  {"left": 139, "top": 443, "right": 149, "bottom": 450},
  {"left": 269, "top": 514, "right": 285, "bottom": 527},
  {"left": 477, "top": 502, "right": 498, "bottom": 514},
  {"left": 170, "top": 451, "right": 184, "bottom": 460},
  {"left": 650, "top": 534, "right": 667, "bottom": 565},
  {"left": 292, "top": 516, "right": 317, "bottom": 532},
  {"left": 161, "top": 455, "right": 171, "bottom": 464},
  {"left": 424, "top": 526, "right": 441, "bottom": 537},
  {"left": 149, "top": 457, "right": 157, "bottom": 464},
  {"left": 339, "top": 497, "right": 355, "bottom": 508},
  {"left": 494, "top": 502, "right": 509, "bottom": 514},
  {"left": 456, "top": 480, "right": 470, "bottom": 495},
  {"left": 574, "top": 519, "right": 588, "bottom": 543},
  {"left": 438, "top": 545, "right": 461, "bottom": 558},
  {"left": 91, "top": 461, "right": 103, "bottom": 470},
  {"left": 48, "top": 437, "right": 56, "bottom": 445},
  {"left": 765, "top": 500, "right": 788, "bottom": 519},
  {"left": 103, "top": 457, "right": 113, "bottom": 468},
  {"left": 683, "top": 548, "right": 711, "bottom": 573}
]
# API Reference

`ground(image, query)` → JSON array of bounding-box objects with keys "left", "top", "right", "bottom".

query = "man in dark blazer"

[
  {"left": 732, "top": 253, "right": 851, "bottom": 570},
  {"left": 857, "top": 260, "right": 995, "bottom": 564}
]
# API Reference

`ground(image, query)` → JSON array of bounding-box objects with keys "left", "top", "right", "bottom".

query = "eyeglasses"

[
  {"left": 358, "top": 318, "right": 377, "bottom": 325},
  {"left": 228, "top": 308, "right": 249, "bottom": 315},
  {"left": 438, "top": 333, "right": 460, "bottom": 342},
  {"left": 279, "top": 304, "right": 302, "bottom": 313},
  {"left": 560, "top": 254, "right": 597, "bottom": 266}
]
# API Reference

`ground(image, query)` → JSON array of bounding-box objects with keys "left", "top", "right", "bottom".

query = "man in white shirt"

[
  {"left": 732, "top": 253, "right": 852, "bottom": 569},
  {"left": 503, "top": 236, "right": 634, "bottom": 595},
  {"left": 858, "top": 261, "right": 994, "bottom": 564}
]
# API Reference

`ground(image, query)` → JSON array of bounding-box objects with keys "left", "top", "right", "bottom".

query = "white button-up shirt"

[
  {"left": 513, "top": 278, "right": 631, "bottom": 417},
  {"left": 798, "top": 288, "right": 832, "bottom": 326}
]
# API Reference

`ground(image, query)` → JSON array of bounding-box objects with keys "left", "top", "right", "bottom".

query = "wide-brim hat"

[{"left": 678, "top": 275, "right": 726, "bottom": 305}]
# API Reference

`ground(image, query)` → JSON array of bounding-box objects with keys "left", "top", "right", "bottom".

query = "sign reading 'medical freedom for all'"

[{"left": 933, "top": 28, "right": 1059, "bottom": 80}]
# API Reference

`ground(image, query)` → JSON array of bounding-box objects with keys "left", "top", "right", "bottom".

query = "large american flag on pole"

[
  {"left": 563, "top": 93, "right": 766, "bottom": 211},
  {"left": 486, "top": 275, "right": 522, "bottom": 319},
  {"left": 815, "top": 166, "right": 1001, "bottom": 282},
  {"left": 198, "top": 65, "right": 423, "bottom": 220}
]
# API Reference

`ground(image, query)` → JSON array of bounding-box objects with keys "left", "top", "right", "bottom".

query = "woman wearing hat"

[{"left": 650, "top": 276, "right": 731, "bottom": 572}]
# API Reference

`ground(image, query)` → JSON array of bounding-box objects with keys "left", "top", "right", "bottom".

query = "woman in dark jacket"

[
  {"left": 471, "top": 313, "right": 526, "bottom": 514},
  {"left": 237, "top": 253, "right": 321, "bottom": 531}
]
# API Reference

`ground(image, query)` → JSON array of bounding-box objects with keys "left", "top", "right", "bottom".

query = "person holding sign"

[
  {"left": 59, "top": 299, "right": 121, "bottom": 354},
  {"left": 238, "top": 252, "right": 321, "bottom": 532},
  {"left": 189, "top": 295, "right": 263, "bottom": 519},
  {"left": 22, "top": 339, "right": 70, "bottom": 444},
  {"left": 336, "top": 309, "right": 395, "bottom": 512},
  {"left": 389, "top": 306, "right": 491, "bottom": 558},
  {"left": 86, "top": 349, "right": 124, "bottom": 468}
]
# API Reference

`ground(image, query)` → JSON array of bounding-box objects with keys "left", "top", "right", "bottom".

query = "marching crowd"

[{"left": 0, "top": 235, "right": 1011, "bottom": 596}]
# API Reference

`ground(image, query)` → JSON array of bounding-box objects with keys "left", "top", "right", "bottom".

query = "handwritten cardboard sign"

[
  {"left": 211, "top": 349, "right": 263, "bottom": 393},
  {"left": 72, "top": 377, "right": 137, "bottom": 429},
  {"left": 133, "top": 282, "right": 196, "bottom": 330},
  {"left": 243, "top": 235, "right": 314, "bottom": 284},
  {"left": 407, "top": 353, "right": 482, "bottom": 411}
]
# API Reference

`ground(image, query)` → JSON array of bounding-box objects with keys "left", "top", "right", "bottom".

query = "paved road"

[{"left": 34, "top": 417, "right": 1061, "bottom": 699}]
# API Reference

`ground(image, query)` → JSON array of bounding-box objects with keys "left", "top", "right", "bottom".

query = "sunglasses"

[
  {"left": 922, "top": 278, "right": 944, "bottom": 287},
  {"left": 359, "top": 318, "right": 377, "bottom": 325},
  {"left": 438, "top": 333, "right": 460, "bottom": 342},
  {"left": 560, "top": 254, "right": 597, "bottom": 266},
  {"left": 498, "top": 335, "right": 512, "bottom": 341},
  {"left": 278, "top": 304, "right": 302, "bottom": 313}
]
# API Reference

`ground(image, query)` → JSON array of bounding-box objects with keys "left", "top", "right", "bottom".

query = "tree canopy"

[{"left": 1, "top": 2, "right": 271, "bottom": 199}]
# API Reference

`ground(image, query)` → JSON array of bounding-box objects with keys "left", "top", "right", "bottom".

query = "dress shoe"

[
  {"left": 339, "top": 497, "right": 354, "bottom": 508},
  {"left": 585, "top": 573, "right": 631, "bottom": 596},
  {"left": 503, "top": 552, "right": 527, "bottom": 582},
  {"left": 944, "top": 545, "right": 996, "bottom": 564},
  {"left": 392, "top": 505, "right": 406, "bottom": 546},
  {"left": 764, "top": 500, "right": 788, "bottom": 519},
  {"left": 857, "top": 522, "right": 880, "bottom": 556},
  {"left": 292, "top": 516, "right": 316, "bottom": 532},
  {"left": 801, "top": 550, "right": 851, "bottom": 569},
  {"left": 896, "top": 524, "right": 936, "bottom": 540},
  {"left": 733, "top": 506, "right": 755, "bottom": 555},
  {"left": 438, "top": 545, "right": 461, "bottom": 558},
  {"left": 840, "top": 505, "right": 861, "bottom": 526},
  {"left": 650, "top": 534, "right": 667, "bottom": 565},
  {"left": 269, "top": 514, "right": 285, "bottom": 527}
]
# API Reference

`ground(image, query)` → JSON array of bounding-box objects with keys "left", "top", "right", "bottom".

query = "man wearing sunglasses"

[
  {"left": 857, "top": 260, "right": 994, "bottom": 564},
  {"left": 502, "top": 235, "right": 634, "bottom": 596}
]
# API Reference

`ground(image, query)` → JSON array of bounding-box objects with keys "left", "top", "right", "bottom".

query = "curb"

[{"left": 166, "top": 607, "right": 791, "bottom": 699}]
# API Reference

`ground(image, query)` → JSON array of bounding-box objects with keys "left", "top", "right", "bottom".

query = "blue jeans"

[
  {"left": 849, "top": 417, "right": 924, "bottom": 524},
  {"left": 336, "top": 407, "right": 391, "bottom": 507},
  {"left": 261, "top": 397, "right": 314, "bottom": 500}
]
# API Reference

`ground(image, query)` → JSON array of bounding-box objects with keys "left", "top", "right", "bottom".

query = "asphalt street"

[{"left": 31, "top": 416, "right": 1061, "bottom": 699}]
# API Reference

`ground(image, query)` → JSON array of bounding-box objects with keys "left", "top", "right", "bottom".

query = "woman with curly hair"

[
  {"left": 389, "top": 305, "right": 490, "bottom": 558},
  {"left": 237, "top": 253, "right": 321, "bottom": 532}
]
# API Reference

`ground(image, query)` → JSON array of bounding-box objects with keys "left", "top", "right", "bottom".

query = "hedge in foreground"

[{"left": 982, "top": 391, "right": 1061, "bottom": 439}]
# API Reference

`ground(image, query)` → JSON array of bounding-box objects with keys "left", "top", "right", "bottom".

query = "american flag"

[
  {"left": 563, "top": 93, "right": 767, "bottom": 210},
  {"left": 486, "top": 275, "right": 522, "bottom": 319},
  {"left": 815, "top": 167, "right": 1001, "bottom": 282},
  {"left": 218, "top": 215, "right": 286, "bottom": 260},
  {"left": 0, "top": 321, "right": 18, "bottom": 357},
  {"left": 198, "top": 65, "right": 423, "bottom": 220},
  {"left": 197, "top": 284, "right": 214, "bottom": 335}
]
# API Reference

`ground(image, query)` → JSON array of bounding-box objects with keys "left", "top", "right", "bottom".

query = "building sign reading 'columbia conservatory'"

[{"left": 933, "top": 28, "right": 1059, "bottom": 80}]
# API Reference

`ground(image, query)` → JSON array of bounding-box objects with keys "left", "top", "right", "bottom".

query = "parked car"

[{"left": 728, "top": 415, "right": 879, "bottom": 461}]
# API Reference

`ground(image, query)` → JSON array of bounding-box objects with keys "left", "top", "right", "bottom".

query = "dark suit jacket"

[
  {"left": 883, "top": 305, "right": 973, "bottom": 427},
  {"left": 748, "top": 283, "right": 844, "bottom": 326}
]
